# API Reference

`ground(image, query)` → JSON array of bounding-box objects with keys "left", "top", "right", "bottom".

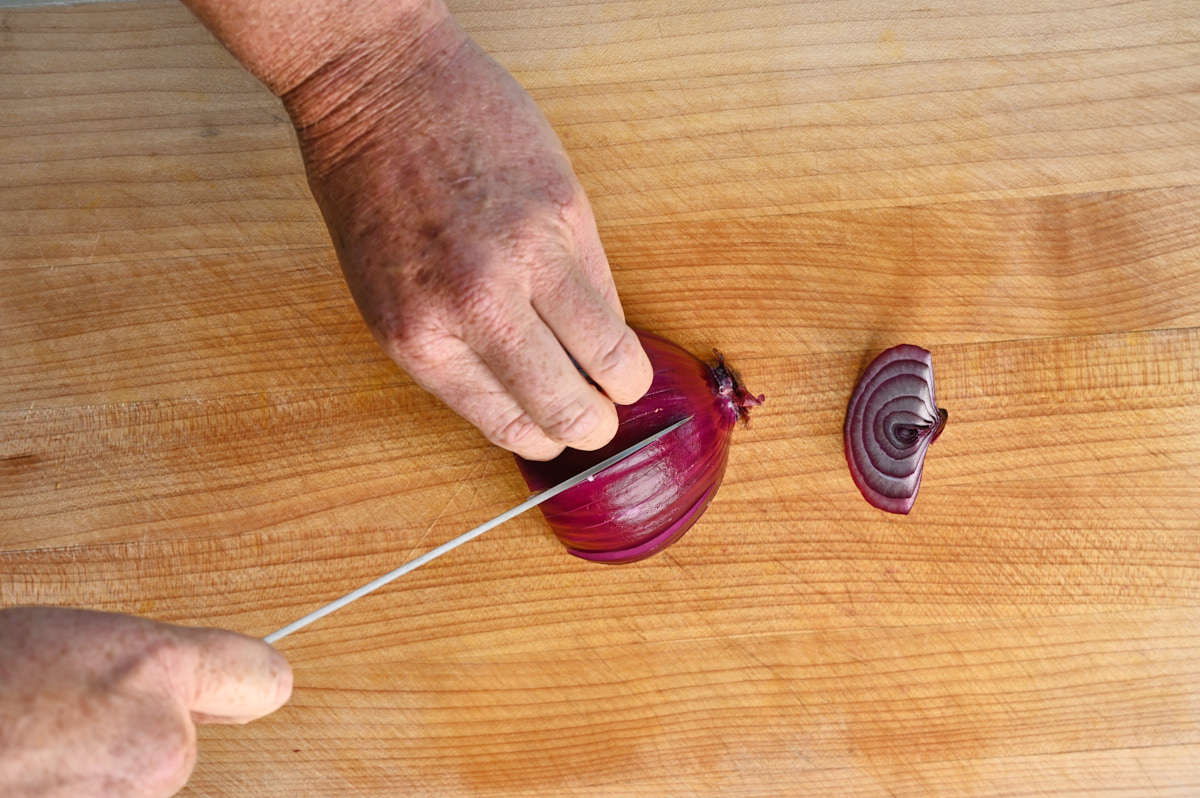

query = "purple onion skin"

[
  {"left": 844, "top": 344, "right": 947, "bottom": 514},
  {"left": 516, "top": 329, "right": 762, "bottom": 564}
]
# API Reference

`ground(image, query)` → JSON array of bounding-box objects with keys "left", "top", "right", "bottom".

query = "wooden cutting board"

[{"left": 3, "top": 1, "right": 1199, "bottom": 795}]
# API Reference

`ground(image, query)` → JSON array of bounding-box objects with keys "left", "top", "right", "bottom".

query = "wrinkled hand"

[
  {"left": 280, "top": 10, "right": 653, "bottom": 460},
  {"left": 0, "top": 607, "right": 292, "bottom": 798}
]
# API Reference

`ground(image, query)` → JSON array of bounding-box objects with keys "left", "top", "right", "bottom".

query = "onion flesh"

[
  {"left": 516, "top": 329, "right": 763, "bottom": 563},
  {"left": 844, "top": 344, "right": 947, "bottom": 514}
]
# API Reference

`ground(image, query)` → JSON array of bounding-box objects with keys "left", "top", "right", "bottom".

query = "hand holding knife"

[{"left": 264, "top": 416, "right": 691, "bottom": 644}]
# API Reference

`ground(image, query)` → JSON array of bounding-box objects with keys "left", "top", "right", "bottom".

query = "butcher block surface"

[{"left": 3, "top": 1, "right": 1200, "bottom": 795}]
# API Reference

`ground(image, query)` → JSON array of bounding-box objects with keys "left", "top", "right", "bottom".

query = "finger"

[
  {"left": 532, "top": 267, "right": 652, "bottom": 407},
  {"left": 466, "top": 302, "right": 622, "bottom": 452},
  {"left": 399, "top": 334, "right": 592, "bottom": 461},
  {"left": 171, "top": 627, "right": 293, "bottom": 725},
  {"left": 566, "top": 193, "right": 625, "bottom": 320}
]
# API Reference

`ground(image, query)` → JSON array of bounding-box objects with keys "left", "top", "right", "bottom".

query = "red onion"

[
  {"left": 516, "top": 329, "right": 763, "bottom": 564},
  {"left": 844, "top": 344, "right": 947, "bottom": 514}
]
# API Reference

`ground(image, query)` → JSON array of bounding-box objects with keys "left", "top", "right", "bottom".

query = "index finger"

[
  {"left": 533, "top": 266, "right": 652, "bottom": 407},
  {"left": 468, "top": 303, "right": 621, "bottom": 453},
  {"left": 175, "top": 627, "right": 293, "bottom": 725}
]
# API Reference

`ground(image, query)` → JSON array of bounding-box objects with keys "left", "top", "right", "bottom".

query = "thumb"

[{"left": 170, "top": 626, "right": 293, "bottom": 725}]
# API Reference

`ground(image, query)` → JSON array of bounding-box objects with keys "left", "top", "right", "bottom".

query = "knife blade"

[{"left": 263, "top": 415, "right": 691, "bottom": 644}]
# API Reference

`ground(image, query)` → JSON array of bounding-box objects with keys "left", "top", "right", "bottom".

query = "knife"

[{"left": 263, "top": 416, "right": 691, "bottom": 644}]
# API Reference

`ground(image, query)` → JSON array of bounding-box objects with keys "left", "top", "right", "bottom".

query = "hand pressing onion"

[
  {"left": 844, "top": 344, "right": 947, "bottom": 514},
  {"left": 516, "top": 330, "right": 763, "bottom": 563}
]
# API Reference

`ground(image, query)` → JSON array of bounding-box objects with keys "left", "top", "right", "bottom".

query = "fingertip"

[
  {"left": 622, "top": 337, "right": 654, "bottom": 405},
  {"left": 595, "top": 327, "right": 653, "bottom": 406}
]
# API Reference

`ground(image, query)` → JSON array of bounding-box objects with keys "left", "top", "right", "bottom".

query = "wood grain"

[{"left": 1, "top": 1, "right": 1199, "bottom": 795}]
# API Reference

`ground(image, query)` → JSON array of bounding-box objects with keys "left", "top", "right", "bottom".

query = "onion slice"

[
  {"left": 516, "top": 329, "right": 763, "bottom": 563},
  {"left": 844, "top": 344, "right": 947, "bottom": 514}
]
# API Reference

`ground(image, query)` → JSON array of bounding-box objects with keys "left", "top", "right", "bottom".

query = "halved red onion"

[
  {"left": 844, "top": 344, "right": 947, "bottom": 514},
  {"left": 516, "top": 329, "right": 763, "bottom": 564}
]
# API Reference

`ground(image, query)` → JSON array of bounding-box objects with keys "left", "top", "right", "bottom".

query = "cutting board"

[{"left": 2, "top": 1, "right": 1200, "bottom": 795}]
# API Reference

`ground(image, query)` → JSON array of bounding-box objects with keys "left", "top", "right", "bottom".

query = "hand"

[
  {"left": 0, "top": 607, "right": 292, "bottom": 798},
  {"left": 178, "top": 0, "right": 654, "bottom": 459},
  {"left": 281, "top": 9, "right": 653, "bottom": 460}
]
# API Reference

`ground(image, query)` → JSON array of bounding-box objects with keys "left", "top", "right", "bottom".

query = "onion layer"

[
  {"left": 844, "top": 344, "right": 947, "bottom": 514},
  {"left": 516, "top": 329, "right": 763, "bottom": 564}
]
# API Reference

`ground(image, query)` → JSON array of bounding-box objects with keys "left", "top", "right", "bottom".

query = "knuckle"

[
  {"left": 494, "top": 203, "right": 575, "bottom": 272},
  {"left": 454, "top": 284, "right": 535, "bottom": 364},
  {"left": 385, "top": 327, "right": 444, "bottom": 376},
  {"left": 488, "top": 411, "right": 553, "bottom": 457},
  {"left": 541, "top": 399, "right": 611, "bottom": 450},
  {"left": 457, "top": 280, "right": 512, "bottom": 335},
  {"left": 555, "top": 180, "right": 593, "bottom": 228},
  {"left": 103, "top": 634, "right": 180, "bottom": 694},
  {"left": 372, "top": 300, "right": 437, "bottom": 355},
  {"left": 371, "top": 306, "right": 461, "bottom": 377},
  {"left": 590, "top": 327, "right": 643, "bottom": 381}
]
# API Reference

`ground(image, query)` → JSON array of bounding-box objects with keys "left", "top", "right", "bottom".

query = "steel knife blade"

[{"left": 264, "top": 415, "right": 691, "bottom": 643}]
